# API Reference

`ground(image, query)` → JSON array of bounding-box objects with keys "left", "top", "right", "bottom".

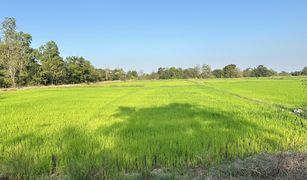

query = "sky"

[{"left": 1, "top": 0, "right": 307, "bottom": 72}]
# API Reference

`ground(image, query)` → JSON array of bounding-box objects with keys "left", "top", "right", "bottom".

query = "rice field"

[{"left": 0, "top": 78, "right": 306, "bottom": 179}]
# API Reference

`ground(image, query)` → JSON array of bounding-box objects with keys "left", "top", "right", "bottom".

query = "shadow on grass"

[
  {"left": 54, "top": 126, "right": 116, "bottom": 179},
  {"left": 96, "top": 103, "right": 285, "bottom": 171},
  {"left": 1, "top": 103, "right": 288, "bottom": 179}
]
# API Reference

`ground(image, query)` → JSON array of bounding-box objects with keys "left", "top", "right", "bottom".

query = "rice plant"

[{"left": 0, "top": 78, "right": 306, "bottom": 179}]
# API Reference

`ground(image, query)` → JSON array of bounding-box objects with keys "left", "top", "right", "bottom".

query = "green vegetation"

[
  {"left": 0, "top": 78, "right": 306, "bottom": 179},
  {"left": 205, "top": 77, "right": 307, "bottom": 111}
]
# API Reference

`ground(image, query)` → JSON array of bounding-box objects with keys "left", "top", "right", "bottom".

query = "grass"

[
  {"left": 203, "top": 77, "right": 307, "bottom": 111},
  {"left": 0, "top": 78, "right": 306, "bottom": 179}
]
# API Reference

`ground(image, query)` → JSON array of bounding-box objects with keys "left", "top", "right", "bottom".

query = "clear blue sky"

[{"left": 1, "top": 0, "right": 307, "bottom": 72}]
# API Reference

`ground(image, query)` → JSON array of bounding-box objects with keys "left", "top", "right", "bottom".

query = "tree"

[
  {"left": 201, "top": 64, "right": 212, "bottom": 78},
  {"left": 278, "top": 71, "right": 290, "bottom": 76},
  {"left": 65, "top": 56, "right": 96, "bottom": 84},
  {"left": 0, "top": 63, "right": 9, "bottom": 87},
  {"left": 182, "top": 68, "right": 198, "bottom": 79},
  {"left": 242, "top": 68, "right": 253, "bottom": 77},
  {"left": 1, "top": 17, "right": 16, "bottom": 43},
  {"left": 0, "top": 17, "right": 31, "bottom": 87},
  {"left": 168, "top": 67, "right": 183, "bottom": 79},
  {"left": 158, "top": 67, "right": 170, "bottom": 79},
  {"left": 38, "top": 41, "right": 65, "bottom": 85},
  {"left": 138, "top": 70, "right": 147, "bottom": 80},
  {"left": 223, "top": 64, "right": 240, "bottom": 78},
  {"left": 212, "top": 69, "right": 223, "bottom": 78},
  {"left": 252, "top": 65, "right": 275, "bottom": 77},
  {"left": 95, "top": 68, "right": 113, "bottom": 81},
  {"left": 94, "top": 68, "right": 106, "bottom": 81},
  {"left": 147, "top": 71, "right": 159, "bottom": 80},
  {"left": 127, "top": 70, "right": 138, "bottom": 80},
  {"left": 15, "top": 33, "right": 41, "bottom": 86},
  {"left": 302, "top": 67, "right": 307, "bottom": 75},
  {"left": 194, "top": 65, "right": 202, "bottom": 78},
  {"left": 291, "top": 71, "right": 302, "bottom": 76},
  {"left": 111, "top": 68, "right": 126, "bottom": 80}
]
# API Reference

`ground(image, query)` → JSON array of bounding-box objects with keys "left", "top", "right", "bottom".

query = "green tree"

[
  {"left": 38, "top": 41, "right": 65, "bottom": 85},
  {"left": 194, "top": 65, "right": 201, "bottom": 78},
  {"left": 158, "top": 67, "right": 170, "bottom": 79},
  {"left": 302, "top": 66, "right": 307, "bottom": 75},
  {"left": 201, "top": 64, "right": 212, "bottom": 78},
  {"left": 146, "top": 71, "right": 159, "bottom": 80},
  {"left": 127, "top": 70, "right": 138, "bottom": 80},
  {"left": 242, "top": 68, "right": 253, "bottom": 77},
  {"left": 94, "top": 69, "right": 106, "bottom": 81},
  {"left": 291, "top": 71, "right": 301, "bottom": 76},
  {"left": 111, "top": 68, "right": 126, "bottom": 80},
  {"left": 278, "top": 71, "right": 290, "bottom": 76},
  {"left": 0, "top": 17, "right": 32, "bottom": 87},
  {"left": 15, "top": 33, "right": 42, "bottom": 86},
  {"left": 168, "top": 67, "right": 181, "bottom": 79},
  {"left": 252, "top": 65, "right": 275, "bottom": 77},
  {"left": 223, "top": 64, "right": 240, "bottom": 78},
  {"left": 0, "top": 63, "right": 9, "bottom": 87},
  {"left": 65, "top": 56, "right": 96, "bottom": 84},
  {"left": 183, "top": 68, "right": 198, "bottom": 79},
  {"left": 212, "top": 69, "right": 223, "bottom": 78}
]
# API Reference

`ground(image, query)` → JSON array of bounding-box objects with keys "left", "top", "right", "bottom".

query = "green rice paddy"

[{"left": 0, "top": 78, "right": 306, "bottom": 179}]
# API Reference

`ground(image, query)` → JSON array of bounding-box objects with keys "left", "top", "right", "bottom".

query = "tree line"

[{"left": 0, "top": 17, "right": 306, "bottom": 88}]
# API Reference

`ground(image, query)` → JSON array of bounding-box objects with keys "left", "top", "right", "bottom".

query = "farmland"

[{"left": 0, "top": 77, "right": 306, "bottom": 179}]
